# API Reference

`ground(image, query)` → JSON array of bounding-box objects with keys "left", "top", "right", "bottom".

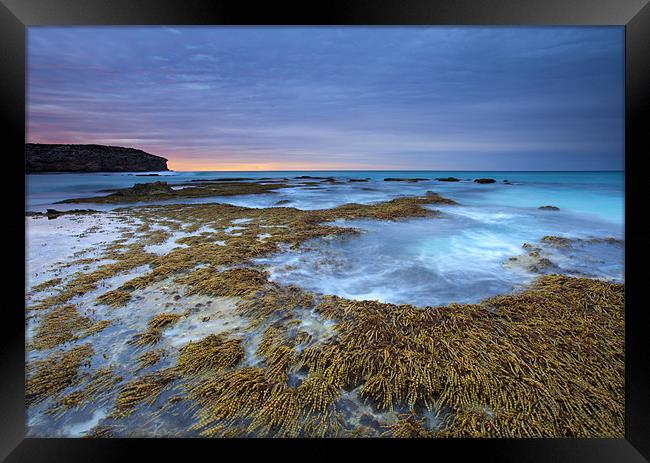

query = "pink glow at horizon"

[{"left": 27, "top": 27, "right": 624, "bottom": 171}]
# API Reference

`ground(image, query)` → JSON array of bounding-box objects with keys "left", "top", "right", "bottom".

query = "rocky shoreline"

[
  {"left": 25, "top": 185, "right": 624, "bottom": 438},
  {"left": 26, "top": 143, "right": 169, "bottom": 173}
]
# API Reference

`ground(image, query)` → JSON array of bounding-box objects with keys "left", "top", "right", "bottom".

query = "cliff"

[{"left": 25, "top": 143, "right": 169, "bottom": 173}]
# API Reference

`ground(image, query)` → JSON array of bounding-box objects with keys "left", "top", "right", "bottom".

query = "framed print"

[{"left": 1, "top": 0, "right": 649, "bottom": 461}]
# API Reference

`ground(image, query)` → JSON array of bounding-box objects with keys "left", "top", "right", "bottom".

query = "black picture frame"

[{"left": 2, "top": 0, "right": 648, "bottom": 461}]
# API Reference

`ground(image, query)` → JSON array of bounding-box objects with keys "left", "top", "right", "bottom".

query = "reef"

[
  {"left": 56, "top": 180, "right": 291, "bottom": 204},
  {"left": 25, "top": 192, "right": 624, "bottom": 438}
]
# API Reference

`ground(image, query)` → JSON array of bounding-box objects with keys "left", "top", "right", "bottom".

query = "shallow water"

[
  {"left": 26, "top": 171, "right": 623, "bottom": 223},
  {"left": 257, "top": 203, "right": 623, "bottom": 307},
  {"left": 27, "top": 171, "right": 624, "bottom": 307}
]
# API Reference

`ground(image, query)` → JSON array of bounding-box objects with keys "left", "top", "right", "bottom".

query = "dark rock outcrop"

[
  {"left": 436, "top": 177, "right": 460, "bottom": 182},
  {"left": 26, "top": 209, "right": 100, "bottom": 220},
  {"left": 473, "top": 178, "right": 496, "bottom": 184},
  {"left": 384, "top": 178, "right": 428, "bottom": 182},
  {"left": 539, "top": 205, "right": 560, "bottom": 211},
  {"left": 111, "top": 181, "right": 174, "bottom": 196},
  {"left": 191, "top": 178, "right": 254, "bottom": 182},
  {"left": 26, "top": 143, "right": 169, "bottom": 173}
]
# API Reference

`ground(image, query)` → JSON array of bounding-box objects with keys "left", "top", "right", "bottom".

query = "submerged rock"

[
  {"left": 504, "top": 245, "right": 560, "bottom": 274},
  {"left": 588, "top": 237, "right": 624, "bottom": 245},
  {"left": 541, "top": 236, "right": 572, "bottom": 247},
  {"left": 294, "top": 176, "right": 336, "bottom": 181},
  {"left": 473, "top": 178, "right": 496, "bottom": 184},
  {"left": 436, "top": 177, "right": 460, "bottom": 182},
  {"left": 539, "top": 205, "right": 560, "bottom": 211},
  {"left": 348, "top": 178, "right": 370, "bottom": 182},
  {"left": 274, "top": 199, "right": 291, "bottom": 206},
  {"left": 384, "top": 178, "right": 428, "bottom": 182},
  {"left": 506, "top": 234, "right": 623, "bottom": 280}
]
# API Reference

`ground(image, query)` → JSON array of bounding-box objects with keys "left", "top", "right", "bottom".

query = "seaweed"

[
  {"left": 31, "top": 244, "right": 157, "bottom": 311},
  {"left": 25, "top": 192, "right": 624, "bottom": 437},
  {"left": 47, "top": 365, "right": 122, "bottom": 416},
  {"left": 137, "top": 350, "right": 162, "bottom": 370},
  {"left": 177, "top": 268, "right": 270, "bottom": 298},
  {"left": 111, "top": 369, "right": 178, "bottom": 418},
  {"left": 30, "top": 278, "right": 62, "bottom": 293},
  {"left": 176, "top": 334, "right": 244, "bottom": 375},
  {"left": 26, "top": 344, "right": 94, "bottom": 406},
  {"left": 30, "top": 305, "right": 109, "bottom": 350},
  {"left": 382, "top": 413, "right": 434, "bottom": 438},
  {"left": 128, "top": 312, "right": 184, "bottom": 348},
  {"left": 96, "top": 289, "right": 132, "bottom": 307},
  {"left": 294, "top": 275, "right": 625, "bottom": 437}
]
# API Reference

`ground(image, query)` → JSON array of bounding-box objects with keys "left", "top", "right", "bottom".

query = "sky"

[{"left": 27, "top": 27, "right": 624, "bottom": 171}]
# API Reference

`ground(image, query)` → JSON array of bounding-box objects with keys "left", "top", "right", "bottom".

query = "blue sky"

[{"left": 27, "top": 27, "right": 624, "bottom": 171}]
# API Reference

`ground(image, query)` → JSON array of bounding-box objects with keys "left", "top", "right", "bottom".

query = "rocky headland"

[{"left": 26, "top": 143, "right": 169, "bottom": 173}]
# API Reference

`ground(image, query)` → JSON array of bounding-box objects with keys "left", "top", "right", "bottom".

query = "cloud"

[{"left": 27, "top": 26, "right": 624, "bottom": 170}]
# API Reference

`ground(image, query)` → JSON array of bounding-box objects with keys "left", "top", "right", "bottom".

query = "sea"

[{"left": 26, "top": 170, "right": 624, "bottom": 307}]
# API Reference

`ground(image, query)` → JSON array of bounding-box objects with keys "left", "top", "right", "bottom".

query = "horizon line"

[{"left": 167, "top": 169, "right": 624, "bottom": 173}]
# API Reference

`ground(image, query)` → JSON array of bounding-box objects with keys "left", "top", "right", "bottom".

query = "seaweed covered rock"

[
  {"left": 113, "top": 181, "right": 174, "bottom": 196},
  {"left": 57, "top": 180, "right": 290, "bottom": 204},
  {"left": 541, "top": 236, "right": 572, "bottom": 247},
  {"left": 436, "top": 177, "right": 460, "bottom": 182},
  {"left": 473, "top": 178, "right": 496, "bottom": 184}
]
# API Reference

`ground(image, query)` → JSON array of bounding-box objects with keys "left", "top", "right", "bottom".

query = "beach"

[{"left": 25, "top": 172, "right": 625, "bottom": 437}]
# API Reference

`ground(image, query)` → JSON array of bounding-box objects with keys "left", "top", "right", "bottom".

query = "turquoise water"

[
  {"left": 27, "top": 170, "right": 624, "bottom": 306},
  {"left": 26, "top": 170, "right": 623, "bottom": 224}
]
